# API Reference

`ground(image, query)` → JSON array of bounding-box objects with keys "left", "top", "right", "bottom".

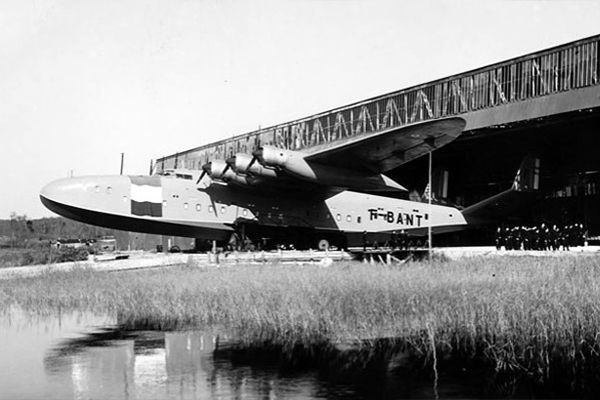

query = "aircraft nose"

[
  {"left": 40, "top": 175, "right": 129, "bottom": 218},
  {"left": 40, "top": 177, "right": 90, "bottom": 218},
  {"left": 40, "top": 177, "right": 82, "bottom": 204},
  {"left": 42, "top": 176, "right": 104, "bottom": 213}
]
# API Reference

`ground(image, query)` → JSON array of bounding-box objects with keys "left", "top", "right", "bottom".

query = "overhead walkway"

[{"left": 158, "top": 35, "right": 600, "bottom": 172}]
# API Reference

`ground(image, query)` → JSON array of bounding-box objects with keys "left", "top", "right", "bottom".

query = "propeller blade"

[
  {"left": 197, "top": 162, "right": 212, "bottom": 184},
  {"left": 251, "top": 148, "right": 263, "bottom": 162},
  {"left": 247, "top": 157, "right": 256, "bottom": 170},
  {"left": 226, "top": 156, "right": 236, "bottom": 171},
  {"left": 222, "top": 163, "right": 231, "bottom": 175},
  {"left": 248, "top": 149, "right": 263, "bottom": 171},
  {"left": 196, "top": 170, "right": 207, "bottom": 184},
  {"left": 210, "top": 196, "right": 217, "bottom": 216}
]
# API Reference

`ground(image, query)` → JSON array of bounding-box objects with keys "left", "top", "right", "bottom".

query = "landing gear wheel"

[{"left": 318, "top": 239, "right": 330, "bottom": 251}]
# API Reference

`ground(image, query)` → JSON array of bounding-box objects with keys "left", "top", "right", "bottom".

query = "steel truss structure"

[{"left": 157, "top": 35, "right": 600, "bottom": 172}]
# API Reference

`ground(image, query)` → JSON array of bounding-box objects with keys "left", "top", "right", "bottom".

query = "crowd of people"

[{"left": 495, "top": 223, "right": 587, "bottom": 251}]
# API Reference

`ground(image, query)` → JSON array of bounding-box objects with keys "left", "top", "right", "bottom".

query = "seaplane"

[{"left": 40, "top": 117, "right": 539, "bottom": 249}]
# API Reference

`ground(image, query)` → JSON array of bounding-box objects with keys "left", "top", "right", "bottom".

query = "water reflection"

[
  {"left": 43, "top": 325, "right": 322, "bottom": 399},
  {"left": 0, "top": 310, "right": 114, "bottom": 400},
  {"left": 0, "top": 310, "right": 485, "bottom": 399}
]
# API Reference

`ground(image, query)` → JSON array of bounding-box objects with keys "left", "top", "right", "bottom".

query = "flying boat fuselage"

[{"left": 40, "top": 172, "right": 467, "bottom": 247}]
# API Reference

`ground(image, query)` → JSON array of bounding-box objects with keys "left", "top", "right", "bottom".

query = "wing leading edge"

[
  {"left": 304, "top": 117, "right": 466, "bottom": 173},
  {"left": 200, "top": 117, "right": 466, "bottom": 193}
]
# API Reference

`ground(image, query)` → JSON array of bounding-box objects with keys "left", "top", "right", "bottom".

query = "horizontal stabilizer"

[{"left": 379, "top": 174, "right": 408, "bottom": 191}]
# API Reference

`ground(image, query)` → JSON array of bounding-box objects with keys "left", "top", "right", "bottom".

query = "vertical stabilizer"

[
  {"left": 512, "top": 155, "right": 540, "bottom": 192},
  {"left": 422, "top": 168, "right": 449, "bottom": 201},
  {"left": 462, "top": 154, "right": 540, "bottom": 224}
]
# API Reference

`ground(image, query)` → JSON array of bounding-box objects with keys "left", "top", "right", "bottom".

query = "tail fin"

[
  {"left": 422, "top": 182, "right": 434, "bottom": 201},
  {"left": 512, "top": 154, "right": 540, "bottom": 192},
  {"left": 422, "top": 168, "right": 449, "bottom": 201},
  {"left": 462, "top": 154, "right": 539, "bottom": 224}
]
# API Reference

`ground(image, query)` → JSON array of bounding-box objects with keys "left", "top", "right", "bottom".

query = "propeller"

[
  {"left": 221, "top": 161, "right": 231, "bottom": 175},
  {"left": 225, "top": 156, "right": 236, "bottom": 174},
  {"left": 196, "top": 171, "right": 206, "bottom": 184},
  {"left": 211, "top": 159, "right": 229, "bottom": 180},
  {"left": 249, "top": 148, "right": 263, "bottom": 170},
  {"left": 197, "top": 162, "right": 212, "bottom": 184}
]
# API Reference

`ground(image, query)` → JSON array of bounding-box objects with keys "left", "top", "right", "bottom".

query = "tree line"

[{"left": 0, "top": 213, "right": 116, "bottom": 248}]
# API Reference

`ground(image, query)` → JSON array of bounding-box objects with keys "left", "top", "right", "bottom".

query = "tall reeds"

[{"left": 2, "top": 256, "right": 600, "bottom": 391}]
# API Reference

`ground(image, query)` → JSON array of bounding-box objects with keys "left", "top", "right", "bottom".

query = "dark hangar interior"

[{"left": 395, "top": 107, "right": 600, "bottom": 244}]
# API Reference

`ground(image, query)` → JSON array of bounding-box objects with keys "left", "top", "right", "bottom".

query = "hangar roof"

[{"left": 157, "top": 34, "right": 600, "bottom": 172}]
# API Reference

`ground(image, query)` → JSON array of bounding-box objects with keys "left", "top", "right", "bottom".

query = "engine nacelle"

[
  {"left": 253, "top": 146, "right": 406, "bottom": 191},
  {"left": 253, "top": 146, "right": 290, "bottom": 168},
  {"left": 227, "top": 153, "right": 278, "bottom": 178},
  {"left": 253, "top": 146, "right": 316, "bottom": 179},
  {"left": 227, "top": 153, "right": 253, "bottom": 174},
  {"left": 201, "top": 159, "right": 256, "bottom": 187},
  {"left": 202, "top": 160, "right": 228, "bottom": 180}
]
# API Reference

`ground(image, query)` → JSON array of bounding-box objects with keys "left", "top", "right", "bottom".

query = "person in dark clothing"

[
  {"left": 390, "top": 231, "right": 398, "bottom": 249},
  {"left": 541, "top": 223, "right": 550, "bottom": 250},
  {"left": 495, "top": 227, "right": 503, "bottom": 250},
  {"left": 576, "top": 223, "right": 586, "bottom": 246},
  {"left": 524, "top": 227, "right": 533, "bottom": 250},
  {"left": 550, "top": 225, "right": 560, "bottom": 251},
  {"left": 561, "top": 225, "right": 571, "bottom": 251}
]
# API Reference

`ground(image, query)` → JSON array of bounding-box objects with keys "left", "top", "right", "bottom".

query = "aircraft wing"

[
  {"left": 207, "top": 117, "right": 466, "bottom": 193},
  {"left": 304, "top": 117, "right": 466, "bottom": 173}
]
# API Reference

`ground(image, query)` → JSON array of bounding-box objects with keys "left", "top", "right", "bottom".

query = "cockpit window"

[{"left": 161, "top": 169, "right": 193, "bottom": 180}]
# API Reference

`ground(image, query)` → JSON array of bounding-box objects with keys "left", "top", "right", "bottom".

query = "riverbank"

[
  {"left": 2, "top": 256, "right": 600, "bottom": 396},
  {"left": 0, "top": 249, "right": 352, "bottom": 278}
]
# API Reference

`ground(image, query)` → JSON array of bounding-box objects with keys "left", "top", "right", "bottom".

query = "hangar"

[{"left": 152, "top": 35, "right": 599, "bottom": 246}]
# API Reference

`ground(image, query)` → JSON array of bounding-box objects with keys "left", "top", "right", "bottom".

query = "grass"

[{"left": 2, "top": 255, "right": 600, "bottom": 393}]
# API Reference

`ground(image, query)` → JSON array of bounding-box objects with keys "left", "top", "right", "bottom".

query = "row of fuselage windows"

[
  {"left": 160, "top": 196, "right": 433, "bottom": 226},
  {"left": 94, "top": 186, "right": 425, "bottom": 226},
  {"left": 162, "top": 198, "right": 365, "bottom": 224},
  {"left": 95, "top": 185, "right": 112, "bottom": 194},
  {"left": 163, "top": 200, "right": 251, "bottom": 217},
  {"left": 161, "top": 170, "right": 194, "bottom": 180}
]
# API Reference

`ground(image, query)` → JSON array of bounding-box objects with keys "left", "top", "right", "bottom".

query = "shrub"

[
  {"left": 0, "top": 244, "right": 89, "bottom": 267},
  {"left": 53, "top": 246, "right": 89, "bottom": 263}
]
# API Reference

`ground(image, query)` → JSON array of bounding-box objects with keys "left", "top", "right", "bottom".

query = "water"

[{"left": 0, "top": 309, "right": 504, "bottom": 399}]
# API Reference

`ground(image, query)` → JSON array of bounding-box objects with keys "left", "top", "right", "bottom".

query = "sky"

[{"left": 1, "top": 0, "right": 599, "bottom": 219}]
